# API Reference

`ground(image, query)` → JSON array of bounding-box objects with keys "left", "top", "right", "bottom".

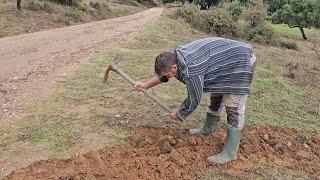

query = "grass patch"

[
  {"left": 246, "top": 66, "right": 319, "bottom": 130},
  {"left": 0, "top": 18, "right": 11, "bottom": 38},
  {"left": 113, "top": 0, "right": 139, "bottom": 6},
  {"left": 273, "top": 24, "right": 318, "bottom": 41}
]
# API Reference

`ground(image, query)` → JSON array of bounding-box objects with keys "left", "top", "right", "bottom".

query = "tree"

[{"left": 270, "top": 0, "right": 319, "bottom": 40}]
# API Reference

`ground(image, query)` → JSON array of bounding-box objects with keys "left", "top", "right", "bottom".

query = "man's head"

[{"left": 155, "top": 52, "right": 178, "bottom": 82}]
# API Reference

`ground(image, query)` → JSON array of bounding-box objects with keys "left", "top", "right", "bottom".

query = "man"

[{"left": 133, "top": 37, "right": 256, "bottom": 164}]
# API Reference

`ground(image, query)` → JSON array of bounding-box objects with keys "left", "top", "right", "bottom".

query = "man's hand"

[
  {"left": 133, "top": 81, "right": 147, "bottom": 91},
  {"left": 170, "top": 109, "right": 179, "bottom": 121}
]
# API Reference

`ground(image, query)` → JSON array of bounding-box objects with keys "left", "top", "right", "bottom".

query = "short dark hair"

[{"left": 155, "top": 52, "right": 177, "bottom": 75}]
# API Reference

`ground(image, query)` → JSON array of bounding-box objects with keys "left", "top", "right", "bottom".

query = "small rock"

[
  {"left": 115, "top": 114, "right": 121, "bottom": 118},
  {"left": 287, "top": 141, "right": 292, "bottom": 147},
  {"left": 170, "top": 150, "right": 187, "bottom": 167},
  {"left": 296, "top": 150, "right": 311, "bottom": 159},
  {"left": 160, "top": 141, "right": 172, "bottom": 154}
]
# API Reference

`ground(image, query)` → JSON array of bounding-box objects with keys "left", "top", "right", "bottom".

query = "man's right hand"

[{"left": 133, "top": 81, "right": 147, "bottom": 91}]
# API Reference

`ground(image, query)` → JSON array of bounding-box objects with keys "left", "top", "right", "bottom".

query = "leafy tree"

[{"left": 270, "top": 0, "right": 319, "bottom": 40}]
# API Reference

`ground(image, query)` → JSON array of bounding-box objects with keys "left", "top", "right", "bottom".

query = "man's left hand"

[{"left": 170, "top": 109, "right": 179, "bottom": 121}]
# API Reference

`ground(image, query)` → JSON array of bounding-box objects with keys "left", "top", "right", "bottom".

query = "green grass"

[
  {"left": 246, "top": 66, "right": 319, "bottom": 130},
  {"left": 272, "top": 23, "right": 319, "bottom": 41}
]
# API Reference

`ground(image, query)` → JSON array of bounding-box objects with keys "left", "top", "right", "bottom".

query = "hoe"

[{"left": 103, "top": 54, "right": 172, "bottom": 113}]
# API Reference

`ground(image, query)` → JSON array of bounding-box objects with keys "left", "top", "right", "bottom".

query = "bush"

[
  {"left": 178, "top": 4, "right": 239, "bottom": 37},
  {"left": 242, "top": 0, "right": 277, "bottom": 44},
  {"left": 53, "top": 9, "right": 84, "bottom": 25},
  {"left": 90, "top": 2, "right": 112, "bottom": 19},
  {"left": 0, "top": 19, "right": 10, "bottom": 38},
  {"left": 113, "top": 0, "right": 138, "bottom": 6},
  {"left": 225, "top": 1, "right": 242, "bottom": 21},
  {"left": 280, "top": 41, "right": 298, "bottom": 50},
  {"left": 28, "top": 0, "right": 41, "bottom": 10},
  {"left": 49, "top": 0, "right": 79, "bottom": 6},
  {"left": 43, "top": 0, "right": 54, "bottom": 13},
  {"left": 193, "top": 0, "right": 222, "bottom": 10}
]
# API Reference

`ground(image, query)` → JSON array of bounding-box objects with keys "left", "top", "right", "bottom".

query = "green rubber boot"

[
  {"left": 189, "top": 113, "right": 220, "bottom": 136},
  {"left": 207, "top": 128, "right": 242, "bottom": 164}
]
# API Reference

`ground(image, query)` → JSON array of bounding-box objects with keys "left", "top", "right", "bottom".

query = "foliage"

[
  {"left": 270, "top": 0, "right": 319, "bottom": 39},
  {"left": 225, "top": 1, "right": 243, "bottom": 21},
  {"left": 113, "top": 0, "right": 139, "bottom": 6},
  {"left": 193, "top": 0, "right": 222, "bottom": 9},
  {"left": 53, "top": 9, "right": 84, "bottom": 25},
  {"left": 0, "top": 19, "right": 10, "bottom": 38},
  {"left": 43, "top": 0, "right": 54, "bottom": 13},
  {"left": 90, "top": 2, "right": 112, "bottom": 19},
  {"left": 264, "top": 0, "right": 288, "bottom": 13},
  {"left": 280, "top": 40, "right": 298, "bottom": 49},
  {"left": 178, "top": 4, "right": 239, "bottom": 37},
  {"left": 49, "top": 0, "right": 79, "bottom": 6},
  {"left": 242, "top": 0, "right": 277, "bottom": 44},
  {"left": 28, "top": 0, "right": 41, "bottom": 10}
]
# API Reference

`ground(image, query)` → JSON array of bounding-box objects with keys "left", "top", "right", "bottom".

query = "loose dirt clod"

[{"left": 5, "top": 124, "right": 320, "bottom": 179}]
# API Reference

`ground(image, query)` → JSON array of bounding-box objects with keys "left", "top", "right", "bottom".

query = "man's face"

[{"left": 160, "top": 64, "right": 178, "bottom": 81}]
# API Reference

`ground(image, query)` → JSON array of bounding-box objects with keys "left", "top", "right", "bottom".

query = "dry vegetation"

[{"left": 0, "top": 0, "right": 147, "bottom": 38}]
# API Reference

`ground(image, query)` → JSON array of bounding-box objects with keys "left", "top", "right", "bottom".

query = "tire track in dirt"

[{"left": 0, "top": 7, "right": 163, "bottom": 124}]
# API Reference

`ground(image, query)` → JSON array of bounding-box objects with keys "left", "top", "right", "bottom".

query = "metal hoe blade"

[{"left": 103, "top": 54, "right": 125, "bottom": 83}]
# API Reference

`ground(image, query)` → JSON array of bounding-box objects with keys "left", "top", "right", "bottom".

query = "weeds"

[
  {"left": 178, "top": 4, "right": 239, "bottom": 37},
  {"left": 280, "top": 41, "right": 298, "bottom": 50},
  {"left": 53, "top": 9, "right": 84, "bottom": 25},
  {"left": 113, "top": 0, "right": 139, "bottom": 6},
  {"left": 0, "top": 19, "right": 10, "bottom": 38},
  {"left": 43, "top": 0, "right": 54, "bottom": 13}
]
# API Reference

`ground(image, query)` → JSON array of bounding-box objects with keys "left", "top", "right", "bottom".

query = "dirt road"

[{"left": 0, "top": 7, "right": 163, "bottom": 124}]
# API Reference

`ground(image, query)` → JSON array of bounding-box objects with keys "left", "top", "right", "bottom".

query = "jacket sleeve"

[{"left": 177, "top": 75, "right": 204, "bottom": 121}]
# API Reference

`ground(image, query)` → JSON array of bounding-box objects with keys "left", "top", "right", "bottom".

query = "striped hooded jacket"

[{"left": 173, "top": 37, "right": 256, "bottom": 121}]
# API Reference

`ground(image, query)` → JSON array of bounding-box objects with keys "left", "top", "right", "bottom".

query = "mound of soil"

[{"left": 6, "top": 124, "right": 320, "bottom": 179}]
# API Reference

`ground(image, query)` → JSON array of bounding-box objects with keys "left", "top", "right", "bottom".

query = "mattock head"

[{"left": 103, "top": 54, "right": 125, "bottom": 83}]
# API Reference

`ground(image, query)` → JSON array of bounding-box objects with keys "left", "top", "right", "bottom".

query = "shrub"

[
  {"left": 28, "top": 0, "right": 41, "bottom": 10},
  {"left": 53, "top": 10, "right": 84, "bottom": 25},
  {"left": 178, "top": 4, "right": 240, "bottom": 37},
  {"left": 178, "top": 3, "right": 200, "bottom": 24},
  {"left": 193, "top": 0, "right": 222, "bottom": 10},
  {"left": 43, "top": 0, "right": 54, "bottom": 13},
  {"left": 49, "top": 0, "right": 79, "bottom": 6},
  {"left": 280, "top": 41, "right": 298, "bottom": 50},
  {"left": 225, "top": 1, "right": 242, "bottom": 21},
  {"left": 242, "top": 0, "right": 277, "bottom": 44},
  {"left": 113, "top": 0, "right": 138, "bottom": 6},
  {"left": 0, "top": 20, "right": 10, "bottom": 38},
  {"left": 162, "top": 0, "right": 176, "bottom": 4}
]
